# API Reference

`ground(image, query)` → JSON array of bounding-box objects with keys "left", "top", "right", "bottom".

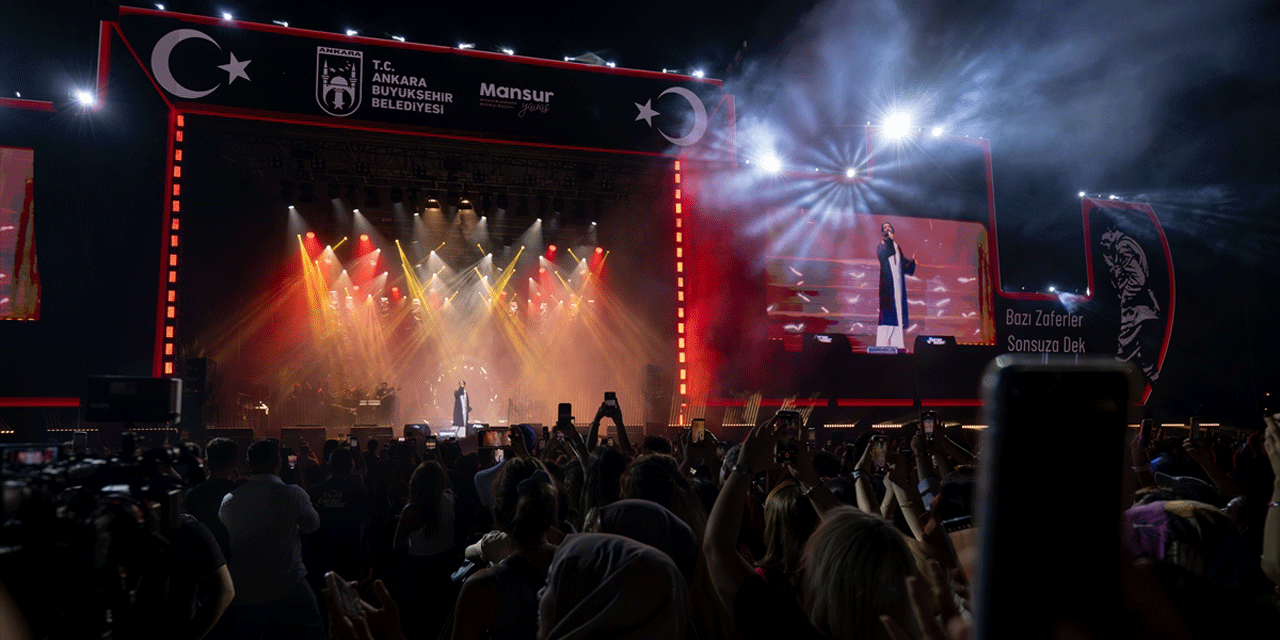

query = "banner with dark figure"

[{"left": 1085, "top": 200, "right": 1175, "bottom": 400}]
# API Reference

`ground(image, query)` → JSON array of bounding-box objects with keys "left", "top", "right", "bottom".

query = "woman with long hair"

[
  {"left": 392, "top": 461, "right": 456, "bottom": 639},
  {"left": 452, "top": 454, "right": 559, "bottom": 640}
]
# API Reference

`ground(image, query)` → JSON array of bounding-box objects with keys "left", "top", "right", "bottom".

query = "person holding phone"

[
  {"left": 704, "top": 418, "right": 916, "bottom": 640},
  {"left": 587, "top": 394, "right": 632, "bottom": 456}
]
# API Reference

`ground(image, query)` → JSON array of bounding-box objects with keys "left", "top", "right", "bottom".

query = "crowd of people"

[{"left": 5, "top": 398, "right": 1280, "bottom": 640}]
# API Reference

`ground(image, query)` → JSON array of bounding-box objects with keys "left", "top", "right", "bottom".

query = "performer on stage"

[
  {"left": 453, "top": 380, "right": 471, "bottom": 427},
  {"left": 876, "top": 222, "right": 916, "bottom": 350}
]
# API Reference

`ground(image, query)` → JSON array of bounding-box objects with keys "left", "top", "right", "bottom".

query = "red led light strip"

[
  {"left": 155, "top": 112, "right": 183, "bottom": 377},
  {"left": 674, "top": 160, "right": 687, "bottom": 423}
]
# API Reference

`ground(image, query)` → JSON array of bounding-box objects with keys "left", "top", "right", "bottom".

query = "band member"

[
  {"left": 453, "top": 381, "right": 471, "bottom": 427},
  {"left": 876, "top": 222, "right": 916, "bottom": 350}
]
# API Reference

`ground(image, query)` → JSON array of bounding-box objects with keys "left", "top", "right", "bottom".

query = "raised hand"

[
  {"left": 1264, "top": 415, "right": 1280, "bottom": 477},
  {"left": 509, "top": 426, "right": 531, "bottom": 460}
]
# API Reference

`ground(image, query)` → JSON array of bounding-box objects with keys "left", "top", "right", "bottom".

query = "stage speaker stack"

[
  {"left": 281, "top": 426, "right": 327, "bottom": 455},
  {"left": 181, "top": 358, "right": 216, "bottom": 441},
  {"left": 350, "top": 424, "right": 394, "bottom": 446}
]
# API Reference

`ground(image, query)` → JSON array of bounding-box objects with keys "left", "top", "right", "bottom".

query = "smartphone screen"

[
  {"left": 977, "top": 355, "right": 1133, "bottom": 639},
  {"left": 604, "top": 392, "right": 617, "bottom": 407},
  {"left": 870, "top": 437, "right": 888, "bottom": 469},
  {"left": 774, "top": 411, "right": 800, "bottom": 463},
  {"left": 288, "top": 454, "right": 298, "bottom": 468},
  {"left": 558, "top": 403, "right": 573, "bottom": 422},
  {"left": 348, "top": 436, "right": 358, "bottom": 448},
  {"left": 691, "top": 418, "right": 705, "bottom": 443},
  {"left": 921, "top": 411, "right": 938, "bottom": 440},
  {"left": 478, "top": 430, "right": 511, "bottom": 448},
  {"left": 1189, "top": 417, "right": 1200, "bottom": 443}
]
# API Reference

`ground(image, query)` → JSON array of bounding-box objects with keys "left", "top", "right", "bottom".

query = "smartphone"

[
  {"left": 1139, "top": 418, "right": 1154, "bottom": 443},
  {"left": 941, "top": 516, "right": 978, "bottom": 582},
  {"left": 326, "top": 571, "right": 363, "bottom": 619},
  {"left": 492, "top": 448, "right": 505, "bottom": 464},
  {"left": 558, "top": 402, "right": 573, "bottom": 422},
  {"left": 976, "top": 355, "right": 1135, "bottom": 639},
  {"left": 288, "top": 454, "right": 298, "bottom": 468},
  {"left": 603, "top": 436, "right": 615, "bottom": 447},
  {"left": 477, "top": 429, "right": 512, "bottom": 448},
  {"left": 348, "top": 436, "right": 359, "bottom": 448},
  {"left": 920, "top": 410, "right": 939, "bottom": 441},
  {"left": 691, "top": 418, "right": 706, "bottom": 444},
  {"left": 1189, "top": 417, "right": 1200, "bottom": 443},
  {"left": 773, "top": 410, "right": 801, "bottom": 463},
  {"left": 423, "top": 435, "right": 438, "bottom": 450},
  {"left": 604, "top": 391, "right": 618, "bottom": 408},
  {"left": 870, "top": 435, "right": 888, "bottom": 470}
]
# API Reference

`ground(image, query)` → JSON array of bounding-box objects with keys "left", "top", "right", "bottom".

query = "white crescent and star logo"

[
  {"left": 635, "top": 86, "right": 708, "bottom": 147},
  {"left": 150, "top": 28, "right": 251, "bottom": 99}
]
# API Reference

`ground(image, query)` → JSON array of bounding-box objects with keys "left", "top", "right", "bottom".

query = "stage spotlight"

[
  {"left": 459, "top": 43, "right": 475, "bottom": 50},
  {"left": 595, "top": 247, "right": 603, "bottom": 253},
  {"left": 74, "top": 90, "right": 96, "bottom": 107},
  {"left": 391, "top": 36, "right": 405, "bottom": 42},
  {"left": 882, "top": 111, "right": 913, "bottom": 139},
  {"left": 1078, "top": 191, "right": 1087, "bottom": 198},
  {"left": 692, "top": 69, "right": 705, "bottom": 78},
  {"left": 306, "top": 231, "right": 315, "bottom": 238},
  {"left": 760, "top": 154, "right": 783, "bottom": 174},
  {"left": 222, "top": 12, "right": 233, "bottom": 21},
  {"left": 1109, "top": 194, "right": 1120, "bottom": 200},
  {"left": 288, "top": 205, "right": 296, "bottom": 210},
  {"left": 155, "top": 3, "right": 165, "bottom": 9},
  {"left": 501, "top": 47, "right": 514, "bottom": 55},
  {"left": 930, "top": 125, "right": 945, "bottom": 137},
  {"left": 425, "top": 191, "right": 441, "bottom": 209},
  {"left": 272, "top": 19, "right": 288, "bottom": 27},
  {"left": 346, "top": 29, "right": 358, "bottom": 36},
  {"left": 845, "top": 168, "right": 857, "bottom": 178},
  {"left": 548, "top": 244, "right": 557, "bottom": 252},
  {"left": 360, "top": 234, "right": 369, "bottom": 241}
]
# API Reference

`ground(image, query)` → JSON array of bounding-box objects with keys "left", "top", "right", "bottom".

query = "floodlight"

[
  {"left": 930, "top": 125, "right": 945, "bottom": 137},
  {"left": 74, "top": 90, "right": 95, "bottom": 107},
  {"left": 760, "top": 154, "right": 783, "bottom": 174},
  {"left": 882, "top": 112, "right": 912, "bottom": 139},
  {"left": 845, "top": 168, "right": 857, "bottom": 178}
]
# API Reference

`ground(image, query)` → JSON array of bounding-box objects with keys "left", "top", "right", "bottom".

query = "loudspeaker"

[{"left": 85, "top": 376, "right": 181, "bottom": 423}]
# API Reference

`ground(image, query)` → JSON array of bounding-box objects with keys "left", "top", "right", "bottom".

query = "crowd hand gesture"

[
  {"left": 911, "top": 430, "right": 928, "bottom": 457},
  {"left": 595, "top": 400, "right": 622, "bottom": 423},
  {"left": 1264, "top": 415, "right": 1280, "bottom": 477},
  {"left": 884, "top": 449, "right": 912, "bottom": 491},
  {"left": 781, "top": 433, "right": 820, "bottom": 487},
  {"left": 1181, "top": 437, "right": 1214, "bottom": 468},
  {"left": 739, "top": 417, "right": 782, "bottom": 476},
  {"left": 509, "top": 426, "right": 532, "bottom": 461},
  {"left": 323, "top": 575, "right": 406, "bottom": 640},
  {"left": 880, "top": 560, "right": 967, "bottom": 640},
  {"left": 680, "top": 428, "right": 720, "bottom": 466}
]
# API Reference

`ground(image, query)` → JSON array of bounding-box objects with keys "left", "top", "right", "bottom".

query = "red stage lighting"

[
  {"left": 360, "top": 234, "right": 369, "bottom": 241},
  {"left": 306, "top": 231, "right": 315, "bottom": 238},
  {"left": 548, "top": 244, "right": 556, "bottom": 252},
  {"left": 595, "top": 247, "right": 603, "bottom": 253}
]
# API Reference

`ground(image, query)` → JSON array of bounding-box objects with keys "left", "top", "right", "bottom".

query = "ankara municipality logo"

[{"left": 317, "top": 47, "right": 362, "bottom": 117}]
